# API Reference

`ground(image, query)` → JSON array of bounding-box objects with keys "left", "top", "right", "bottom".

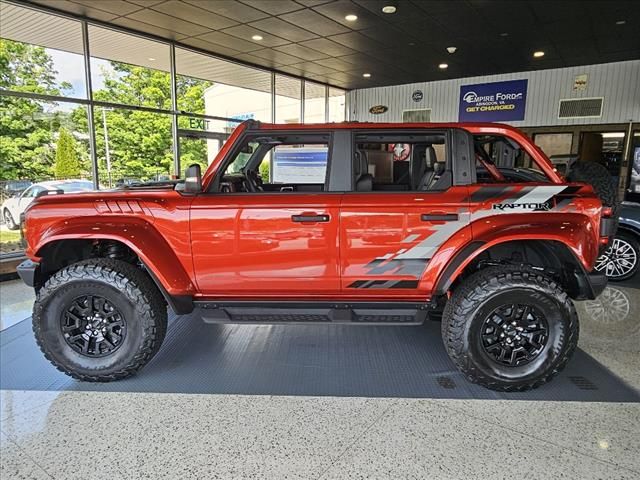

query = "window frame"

[
  {"left": 206, "top": 129, "right": 341, "bottom": 194},
  {"left": 346, "top": 128, "right": 456, "bottom": 193}
]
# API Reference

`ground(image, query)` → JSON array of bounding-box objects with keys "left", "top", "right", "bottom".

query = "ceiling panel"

[
  {"left": 221, "top": 24, "right": 290, "bottom": 48},
  {"left": 125, "top": 8, "right": 212, "bottom": 36},
  {"left": 279, "top": 9, "right": 350, "bottom": 36},
  {"left": 274, "top": 43, "right": 330, "bottom": 61},
  {"left": 183, "top": 0, "right": 269, "bottom": 22},
  {"left": 248, "top": 16, "right": 319, "bottom": 42},
  {"left": 239, "top": 0, "right": 303, "bottom": 16},
  {"left": 195, "top": 31, "right": 264, "bottom": 53},
  {"left": 8, "top": 0, "right": 640, "bottom": 90},
  {"left": 150, "top": 1, "right": 239, "bottom": 30},
  {"left": 299, "top": 37, "right": 356, "bottom": 57}
]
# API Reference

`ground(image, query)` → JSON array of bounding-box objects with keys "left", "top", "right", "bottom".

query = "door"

[
  {"left": 340, "top": 130, "right": 471, "bottom": 298},
  {"left": 190, "top": 130, "right": 343, "bottom": 297}
]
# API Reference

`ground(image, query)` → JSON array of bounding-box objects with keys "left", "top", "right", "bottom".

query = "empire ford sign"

[{"left": 458, "top": 79, "right": 528, "bottom": 122}]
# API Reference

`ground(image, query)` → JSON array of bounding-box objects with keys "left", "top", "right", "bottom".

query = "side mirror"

[{"left": 184, "top": 164, "right": 202, "bottom": 194}]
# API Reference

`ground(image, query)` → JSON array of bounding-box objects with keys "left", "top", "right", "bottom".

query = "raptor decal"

[{"left": 348, "top": 185, "right": 580, "bottom": 289}]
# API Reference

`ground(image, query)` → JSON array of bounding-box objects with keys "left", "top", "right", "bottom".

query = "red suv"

[{"left": 18, "top": 121, "right": 615, "bottom": 391}]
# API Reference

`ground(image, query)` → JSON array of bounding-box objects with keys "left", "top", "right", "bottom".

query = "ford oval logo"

[{"left": 369, "top": 105, "right": 388, "bottom": 114}]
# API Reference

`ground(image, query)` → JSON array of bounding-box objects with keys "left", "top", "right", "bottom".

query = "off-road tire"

[
  {"left": 442, "top": 265, "right": 579, "bottom": 391},
  {"left": 33, "top": 258, "right": 167, "bottom": 381},
  {"left": 3, "top": 209, "right": 18, "bottom": 230},
  {"left": 566, "top": 161, "right": 620, "bottom": 216}
]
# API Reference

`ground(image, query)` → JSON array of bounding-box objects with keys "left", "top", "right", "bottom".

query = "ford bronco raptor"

[{"left": 17, "top": 121, "right": 617, "bottom": 391}]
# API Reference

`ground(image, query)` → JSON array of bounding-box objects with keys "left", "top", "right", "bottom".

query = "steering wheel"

[{"left": 242, "top": 168, "right": 263, "bottom": 192}]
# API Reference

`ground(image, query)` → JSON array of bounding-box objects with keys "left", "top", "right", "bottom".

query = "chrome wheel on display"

[{"left": 595, "top": 236, "right": 638, "bottom": 280}]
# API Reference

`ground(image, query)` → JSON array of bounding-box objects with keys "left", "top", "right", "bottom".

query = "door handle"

[
  {"left": 291, "top": 214, "right": 330, "bottom": 223},
  {"left": 421, "top": 213, "right": 458, "bottom": 221}
]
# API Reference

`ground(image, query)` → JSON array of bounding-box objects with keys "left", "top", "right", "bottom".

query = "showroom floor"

[{"left": 1, "top": 278, "right": 639, "bottom": 479}]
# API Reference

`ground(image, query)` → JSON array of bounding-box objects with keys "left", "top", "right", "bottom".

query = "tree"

[
  {"left": 78, "top": 64, "right": 213, "bottom": 181},
  {"left": 0, "top": 39, "right": 63, "bottom": 180},
  {"left": 1, "top": 37, "right": 214, "bottom": 182},
  {"left": 54, "top": 128, "right": 81, "bottom": 178}
]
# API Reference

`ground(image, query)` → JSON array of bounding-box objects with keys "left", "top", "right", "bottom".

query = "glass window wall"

[{"left": 0, "top": 1, "right": 347, "bottom": 258}]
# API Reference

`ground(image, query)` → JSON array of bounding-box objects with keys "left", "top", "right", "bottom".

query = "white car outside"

[{"left": 1, "top": 180, "right": 93, "bottom": 230}]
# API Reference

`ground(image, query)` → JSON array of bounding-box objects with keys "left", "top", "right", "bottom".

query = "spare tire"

[{"left": 566, "top": 161, "right": 620, "bottom": 215}]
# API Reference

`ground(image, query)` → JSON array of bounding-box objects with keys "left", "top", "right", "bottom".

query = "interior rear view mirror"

[{"left": 184, "top": 164, "right": 202, "bottom": 194}]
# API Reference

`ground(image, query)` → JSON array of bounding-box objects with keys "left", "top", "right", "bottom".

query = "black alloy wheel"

[
  {"left": 61, "top": 295, "right": 126, "bottom": 357},
  {"left": 480, "top": 304, "right": 549, "bottom": 367}
]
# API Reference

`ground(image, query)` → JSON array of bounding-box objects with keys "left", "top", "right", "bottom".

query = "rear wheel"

[
  {"left": 442, "top": 266, "right": 578, "bottom": 391},
  {"left": 3, "top": 209, "right": 18, "bottom": 230},
  {"left": 33, "top": 258, "right": 167, "bottom": 381}
]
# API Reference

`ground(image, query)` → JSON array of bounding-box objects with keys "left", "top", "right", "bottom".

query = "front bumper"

[{"left": 16, "top": 260, "right": 39, "bottom": 287}]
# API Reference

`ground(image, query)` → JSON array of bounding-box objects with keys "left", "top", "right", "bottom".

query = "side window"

[
  {"left": 473, "top": 135, "right": 551, "bottom": 183},
  {"left": 351, "top": 132, "right": 450, "bottom": 192},
  {"left": 215, "top": 133, "right": 330, "bottom": 193},
  {"left": 22, "top": 186, "right": 42, "bottom": 198}
]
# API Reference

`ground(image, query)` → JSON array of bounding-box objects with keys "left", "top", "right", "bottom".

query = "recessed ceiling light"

[
  {"left": 252, "top": 35, "right": 263, "bottom": 41},
  {"left": 438, "top": 63, "right": 448, "bottom": 69},
  {"left": 362, "top": 73, "right": 371, "bottom": 78},
  {"left": 345, "top": 14, "right": 358, "bottom": 22},
  {"left": 382, "top": 5, "right": 397, "bottom": 14},
  {"left": 446, "top": 46, "right": 457, "bottom": 54},
  {"left": 408, "top": 42, "right": 416, "bottom": 46},
  {"left": 533, "top": 50, "right": 545, "bottom": 58},
  {"left": 499, "top": 32, "right": 509, "bottom": 37},
  {"left": 148, "top": 57, "right": 156, "bottom": 61},
  {"left": 615, "top": 20, "right": 626, "bottom": 25}
]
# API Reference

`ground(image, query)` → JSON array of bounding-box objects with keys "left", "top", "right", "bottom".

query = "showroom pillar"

[
  {"left": 325, "top": 85, "right": 329, "bottom": 122},
  {"left": 169, "top": 44, "right": 180, "bottom": 178},
  {"left": 300, "top": 78, "right": 305, "bottom": 123},
  {"left": 271, "top": 72, "right": 276, "bottom": 123},
  {"left": 81, "top": 20, "right": 99, "bottom": 190}
]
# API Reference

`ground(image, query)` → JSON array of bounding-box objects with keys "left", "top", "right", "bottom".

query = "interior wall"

[{"left": 347, "top": 60, "right": 640, "bottom": 127}]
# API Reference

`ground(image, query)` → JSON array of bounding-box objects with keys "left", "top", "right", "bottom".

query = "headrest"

[{"left": 425, "top": 146, "right": 436, "bottom": 167}]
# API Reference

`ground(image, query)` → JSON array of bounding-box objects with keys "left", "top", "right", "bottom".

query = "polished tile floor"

[{"left": 1, "top": 278, "right": 639, "bottom": 479}]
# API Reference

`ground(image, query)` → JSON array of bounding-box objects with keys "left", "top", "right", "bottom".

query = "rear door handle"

[
  {"left": 421, "top": 213, "right": 458, "bottom": 221},
  {"left": 291, "top": 214, "right": 330, "bottom": 223}
]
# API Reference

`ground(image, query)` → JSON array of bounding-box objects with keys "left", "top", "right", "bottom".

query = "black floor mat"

[{"left": 1, "top": 312, "right": 638, "bottom": 402}]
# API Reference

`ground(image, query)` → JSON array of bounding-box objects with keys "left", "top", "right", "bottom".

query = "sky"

[{"left": 46, "top": 48, "right": 117, "bottom": 111}]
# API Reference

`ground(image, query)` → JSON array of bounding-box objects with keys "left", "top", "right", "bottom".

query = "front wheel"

[
  {"left": 33, "top": 259, "right": 167, "bottom": 381},
  {"left": 441, "top": 266, "right": 578, "bottom": 391}
]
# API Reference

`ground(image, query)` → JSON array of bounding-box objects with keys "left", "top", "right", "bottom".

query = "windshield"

[
  {"left": 56, "top": 182, "right": 94, "bottom": 192},
  {"left": 226, "top": 142, "right": 259, "bottom": 174}
]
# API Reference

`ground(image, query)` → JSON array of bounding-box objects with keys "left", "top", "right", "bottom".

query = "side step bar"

[{"left": 194, "top": 301, "right": 432, "bottom": 325}]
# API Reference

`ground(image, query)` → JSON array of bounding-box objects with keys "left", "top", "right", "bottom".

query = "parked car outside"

[
  {"left": 1, "top": 180, "right": 33, "bottom": 202},
  {"left": 2, "top": 180, "right": 93, "bottom": 230},
  {"left": 595, "top": 201, "right": 640, "bottom": 280}
]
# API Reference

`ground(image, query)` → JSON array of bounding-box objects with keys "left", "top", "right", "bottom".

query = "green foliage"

[
  {"left": 0, "top": 39, "right": 61, "bottom": 180},
  {"left": 259, "top": 159, "right": 270, "bottom": 183},
  {"left": 54, "top": 128, "right": 81, "bottom": 178},
  {"left": 1, "top": 38, "right": 214, "bottom": 182}
]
